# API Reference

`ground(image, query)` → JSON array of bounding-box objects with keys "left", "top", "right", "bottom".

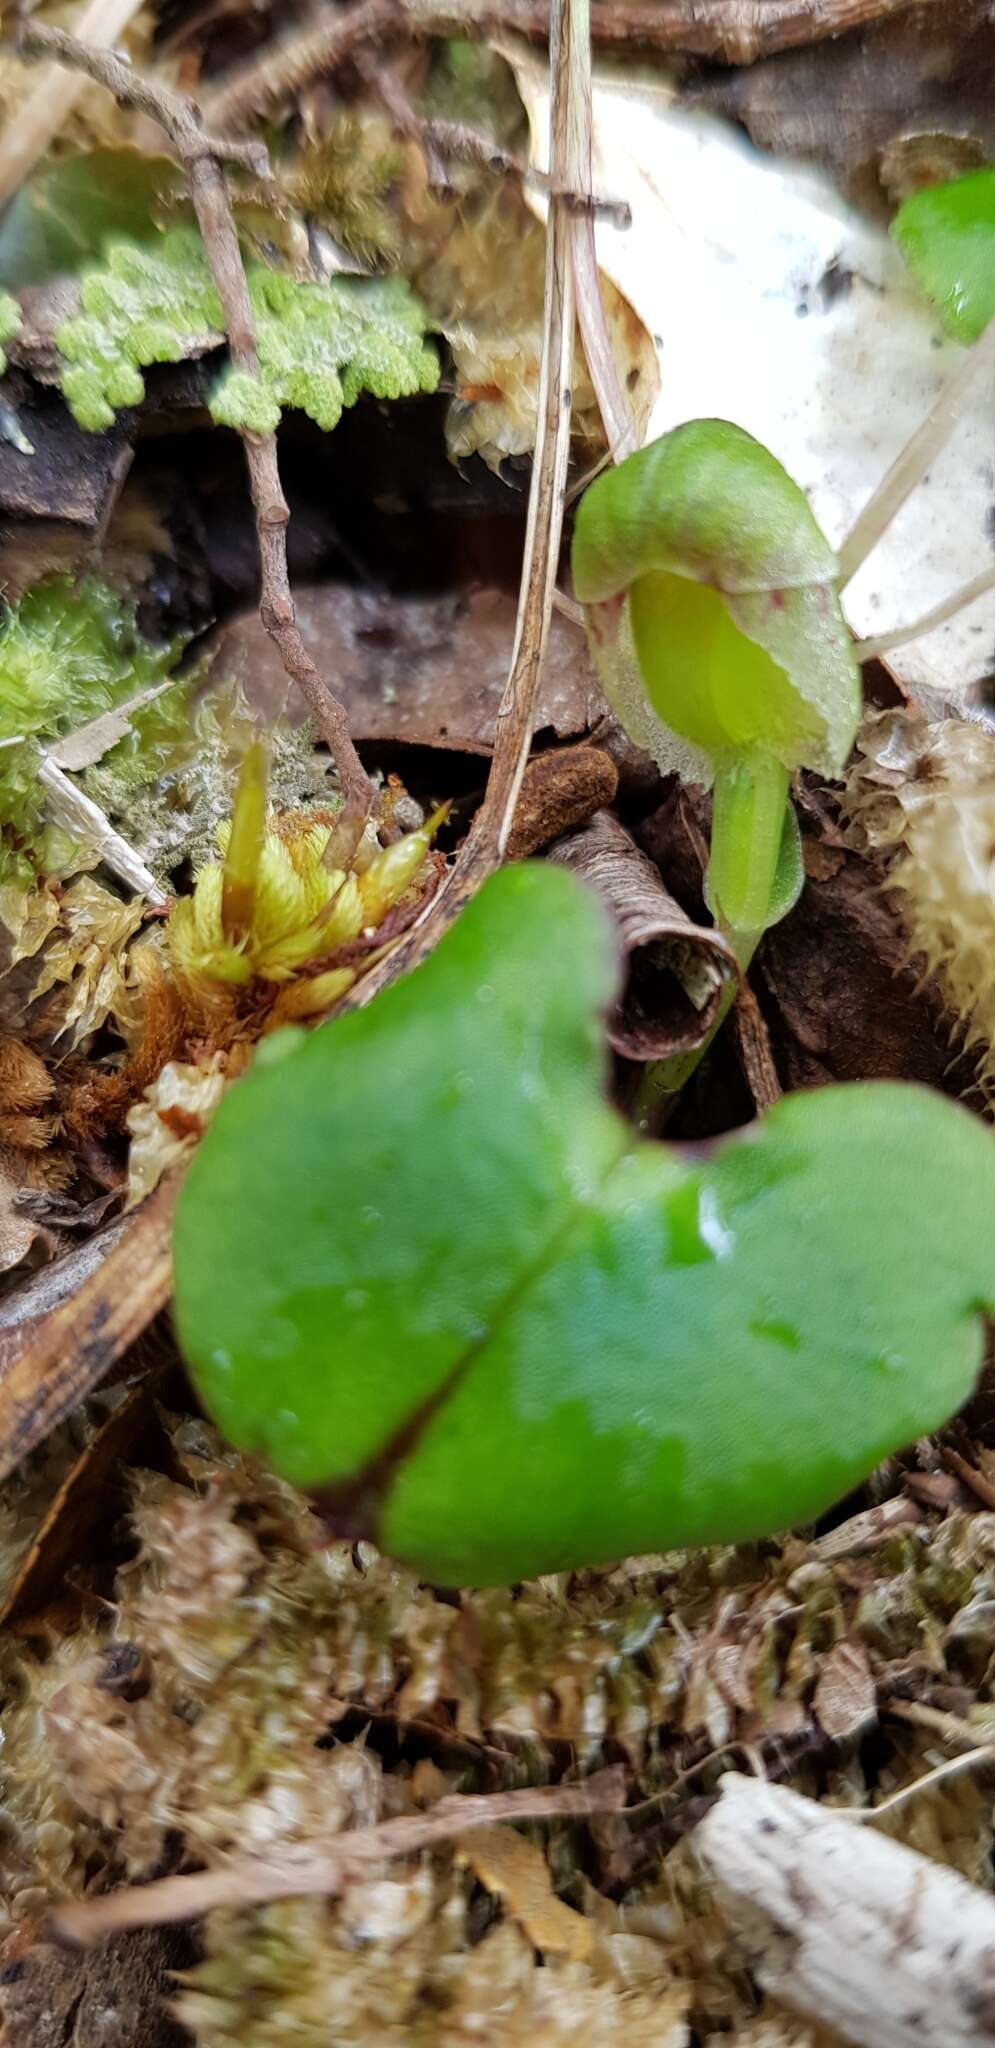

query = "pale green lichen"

[
  {"left": 0, "top": 291, "right": 21, "bottom": 376},
  {"left": 84, "top": 677, "right": 339, "bottom": 884},
  {"left": 56, "top": 226, "right": 439, "bottom": 435}
]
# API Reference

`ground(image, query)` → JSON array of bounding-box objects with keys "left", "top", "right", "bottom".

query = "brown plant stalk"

[
  {"left": 52, "top": 1768, "right": 627, "bottom": 1940},
  {"left": 204, "top": 0, "right": 937, "bottom": 133},
  {"left": 17, "top": 22, "right": 375, "bottom": 864}
]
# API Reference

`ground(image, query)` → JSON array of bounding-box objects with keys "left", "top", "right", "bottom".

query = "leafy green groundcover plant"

[
  {"left": 174, "top": 864, "right": 995, "bottom": 1587},
  {"left": 57, "top": 225, "right": 439, "bottom": 434},
  {"left": 893, "top": 166, "right": 995, "bottom": 343}
]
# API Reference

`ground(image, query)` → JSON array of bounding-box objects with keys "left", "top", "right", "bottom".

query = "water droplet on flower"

[
  {"left": 345, "top": 1287, "right": 369, "bottom": 1312},
  {"left": 698, "top": 1189, "right": 734, "bottom": 1259},
  {"left": 476, "top": 983, "right": 496, "bottom": 1004}
]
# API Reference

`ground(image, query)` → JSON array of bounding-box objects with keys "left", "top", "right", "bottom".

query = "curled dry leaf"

[{"left": 548, "top": 808, "right": 738, "bottom": 1061}]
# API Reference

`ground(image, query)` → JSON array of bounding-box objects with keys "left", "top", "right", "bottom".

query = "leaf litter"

[{"left": 4, "top": 3, "right": 995, "bottom": 2045}]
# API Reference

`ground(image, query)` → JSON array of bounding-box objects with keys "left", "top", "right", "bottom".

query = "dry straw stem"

[
  {"left": 556, "top": 0, "right": 639, "bottom": 462},
  {"left": 853, "top": 562, "right": 995, "bottom": 662},
  {"left": 37, "top": 756, "right": 168, "bottom": 906},
  {"left": 0, "top": 0, "right": 145, "bottom": 208},
  {"left": 205, "top": 0, "right": 937, "bottom": 132},
  {"left": 322, "top": 0, "right": 581, "bottom": 1016},
  {"left": 52, "top": 1768, "right": 627, "bottom": 1940},
  {"left": 839, "top": 317, "right": 995, "bottom": 587},
  {"left": 18, "top": 23, "right": 375, "bottom": 864}
]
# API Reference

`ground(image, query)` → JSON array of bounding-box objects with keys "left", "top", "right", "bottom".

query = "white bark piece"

[
  {"left": 697, "top": 1773, "right": 995, "bottom": 2048},
  {"left": 38, "top": 756, "right": 168, "bottom": 906},
  {"left": 502, "top": 43, "right": 995, "bottom": 707}
]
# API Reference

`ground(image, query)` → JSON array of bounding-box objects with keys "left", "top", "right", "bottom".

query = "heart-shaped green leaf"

[
  {"left": 174, "top": 864, "right": 995, "bottom": 1586},
  {"left": 894, "top": 169, "right": 995, "bottom": 345}
]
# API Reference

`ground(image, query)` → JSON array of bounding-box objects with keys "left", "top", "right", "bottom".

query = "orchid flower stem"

[{"left": 631, "top": 754, "right": 791, "bottom": 1133}]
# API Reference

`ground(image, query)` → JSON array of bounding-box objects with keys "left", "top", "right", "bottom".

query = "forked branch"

[{"left": 18, "top": 22, "right": 375, "bottom": 862}]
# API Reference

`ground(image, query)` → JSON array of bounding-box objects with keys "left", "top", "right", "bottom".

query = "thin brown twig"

[
  {"left": 18, "top": 22, "right": 375, "bottom": 864},
  {"left": 327, "top": 0, "right": 579, "bottom": 1014},
  {"left": 0, "top": 0, "right": 146, "bottom": 208},
  {"left": 204, "top": 0, "right": 403, "bottom": 133},
  {"left": 204, "top": 0, "right": 936, "bottom": 133},
  {"left": 940, "top": 1446, "right": 995, "bottom": 1511},
  {"left": 355, "top": 46, "right": 628, "bottom": 220},
  {"left": 52, "top": 1768, "right": 627, "bottom": 1942}
]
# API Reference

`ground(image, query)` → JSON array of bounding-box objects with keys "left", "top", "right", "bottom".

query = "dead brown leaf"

[
  {"left": 208, "top": 584, "right": 606, "bottom": 755},
  {"left": 460, "top": 1825, "right": 595, "bottom": 1957},
  {"left": 550, "top": 809, "right": 738, "bottom": 1061},
  {"left": 813, "top": 1637, "right": 877, "bottom": 1741},
  {"left": 685, "top": 0, "right": 995, "bottom": 193}
]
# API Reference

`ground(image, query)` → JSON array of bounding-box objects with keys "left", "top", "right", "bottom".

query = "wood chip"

[
  {"left": 0, "top": 1368, "right": 167, "bottom": 1627},
  {"left": 697, "top": 1772, "right": 995, "bottom": 2048},
  {"left": 0, "top": 1177, "right": 176, "bottom": 1486}
]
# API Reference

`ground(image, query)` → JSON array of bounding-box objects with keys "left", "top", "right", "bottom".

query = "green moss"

[
  {"left": 0, "top": 579, "right": 182, "bottom": 884},
  {"left": 0, "top": 291, "right": 21, "bottom": 375},
  {"left": 281, "top": 113, "right": 402, "bottom": 267}
]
